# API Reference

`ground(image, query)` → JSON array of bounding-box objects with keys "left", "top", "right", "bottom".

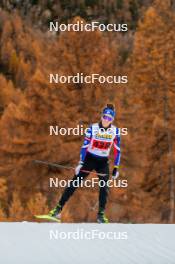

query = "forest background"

[{"left": 0, "top": 0, "right": 175, "bottom": 223}]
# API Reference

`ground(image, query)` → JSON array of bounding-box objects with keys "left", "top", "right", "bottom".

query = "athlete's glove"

[
  {"left": 75, "top": 161, "right": 84, "bottom": 175},
  {"left": 112, "top": 166, "right": 119, "bottom": 180}
]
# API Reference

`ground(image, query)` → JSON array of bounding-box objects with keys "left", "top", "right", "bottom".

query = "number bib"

[{"left": 87, "top": 123, "right": 117, "bottom": 157}]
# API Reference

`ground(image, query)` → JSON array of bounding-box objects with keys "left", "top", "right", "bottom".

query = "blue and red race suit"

[{"left": 80, "top": 123, "right": 121, "bottom": 167}]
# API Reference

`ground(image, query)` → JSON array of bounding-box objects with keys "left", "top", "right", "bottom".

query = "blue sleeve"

[
  {"left": 80, "top": 125, "right": 92, "bottom": 162},
  {"left": 113, "top": 128, "right": 121, "bottom": 167}
]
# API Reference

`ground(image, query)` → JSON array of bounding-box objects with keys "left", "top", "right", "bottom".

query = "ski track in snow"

[{"left": 0, "top": 223, "right": 175, "bottom": 264}]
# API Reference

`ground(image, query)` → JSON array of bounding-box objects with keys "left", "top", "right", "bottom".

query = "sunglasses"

[{"left": 102, "top": 115, "right": 113, "bottom": 122}]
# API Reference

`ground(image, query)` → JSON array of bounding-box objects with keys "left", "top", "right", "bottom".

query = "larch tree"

[
  {"left": 129, "top": 0, "right": 175, "bottom": 222},
  {"left": 0, "top": 15, "right": 121, "bottom": 221},
  {"left": 27, "top": 192, "right": 49, "bottom": 218},
  {"left": 0, "top": 207, "right": 7, "bottom": 221},
  {"left": 9, "top": 192, "right": 25, "bottom": 221}
]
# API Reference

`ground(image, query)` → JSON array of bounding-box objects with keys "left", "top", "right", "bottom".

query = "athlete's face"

[{"left": 101, "top": 115, "right": 113, "bottom": 127}]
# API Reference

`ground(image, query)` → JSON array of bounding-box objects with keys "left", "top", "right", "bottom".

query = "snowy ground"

[{"left": 0, "top": 223, "right": 175, "bottom": 264}]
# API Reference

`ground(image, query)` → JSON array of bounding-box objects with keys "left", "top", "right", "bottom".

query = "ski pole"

[{"left": 33, "top": 160, "right": 107, "bottom": 177}]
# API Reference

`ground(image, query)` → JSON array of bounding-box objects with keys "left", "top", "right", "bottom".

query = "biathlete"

[{"left": 48, "top": 104, "right": 121, "bottom": 223}]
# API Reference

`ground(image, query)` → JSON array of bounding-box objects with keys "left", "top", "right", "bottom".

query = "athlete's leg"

[
  {"left": 96, "top": 159, "right": 110, "bottom": 212},
  {"left": 58, "top": 154, "right": 95, "bottom": 208}
]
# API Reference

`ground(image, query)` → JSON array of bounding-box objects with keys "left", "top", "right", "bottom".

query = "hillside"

[{"left": 0, "top": 0, "right": 175, "bottom": 223}]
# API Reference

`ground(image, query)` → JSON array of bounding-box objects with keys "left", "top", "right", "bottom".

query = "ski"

[{"left": 35, "top": 214, "right": 61, "bottom": 223}]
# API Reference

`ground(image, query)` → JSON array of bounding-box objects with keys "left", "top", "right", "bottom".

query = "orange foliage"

[
  {"left": 0, "top": 4, "right": 174, "bottom": 223},
  {"left": 27, "top": 193, "right": 48, "bottom": 217},
  {"left": 9, "top": 192, "right": 25, "bottom": 221}
]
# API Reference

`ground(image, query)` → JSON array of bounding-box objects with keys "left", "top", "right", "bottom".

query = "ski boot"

[
  {"left": 49, "top": 203, "right": 62, "bottom": 220},
  {"left": 97, "top": 210, "right": 109, "bottom": 223}
]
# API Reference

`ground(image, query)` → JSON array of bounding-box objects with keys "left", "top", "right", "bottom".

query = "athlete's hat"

[{"left": 102, "top": 104, "right": 116, "bottom": 119}]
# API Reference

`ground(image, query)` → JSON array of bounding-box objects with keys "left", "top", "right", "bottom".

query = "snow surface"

[{"left": 0, "top": 223, "right": 175, "bottom": 264}]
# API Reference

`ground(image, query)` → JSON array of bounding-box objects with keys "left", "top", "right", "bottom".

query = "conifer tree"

[
  {"left": 129, "top": 0, "right": 175, "bottom": 222},
  {"left": 27, "top": 192, "right": 48, "bottom": 217},
  {"left": 9, "top": 192, "right": 24, "bottom": 221}
]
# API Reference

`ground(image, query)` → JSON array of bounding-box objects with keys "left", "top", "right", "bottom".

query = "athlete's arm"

[
  {"left": 113, "top": 128, "right": 121, "bottom": 168},
  {"left": 80, "top": 125, "right": 92, "bottom": 162}
]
